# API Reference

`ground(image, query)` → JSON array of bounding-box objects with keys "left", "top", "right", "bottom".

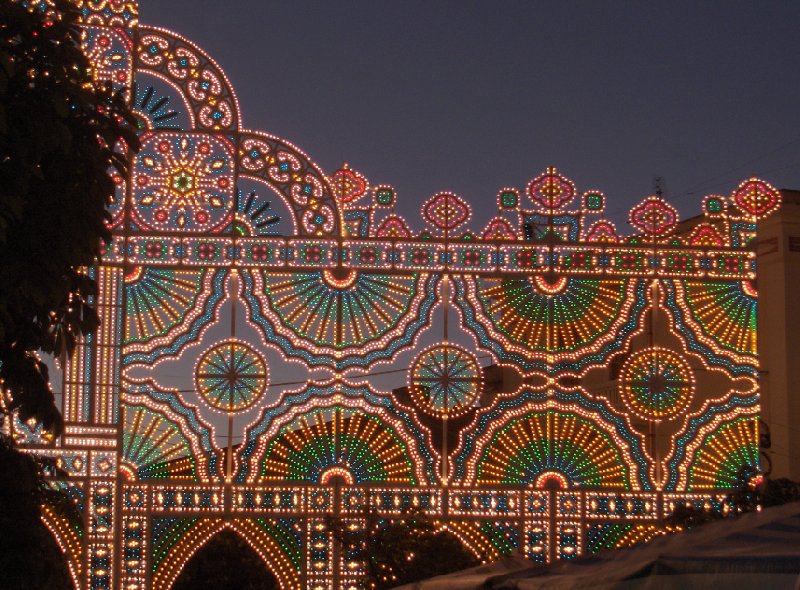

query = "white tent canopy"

[{"left": 396, "top": 502, "right": 800, "bottom": 590}]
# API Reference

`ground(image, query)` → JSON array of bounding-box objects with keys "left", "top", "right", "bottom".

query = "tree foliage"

[
  {"left": 729, "top": 475, "right": 800, "bottom": 512},
  {"left": 0, "top": 2, "right": 138, "bottom": 588},
  {"left": 0, "top": 0, "right": 138, "bottom": 434},
  {"left": 668, "top": 467, "right": 800, "bottom": 530},
  {"left": 327, "top": 509, "right": 480, "bottom": 589},
  {"left": 0, "top": 435, "right": 76, "bottom": 590}
]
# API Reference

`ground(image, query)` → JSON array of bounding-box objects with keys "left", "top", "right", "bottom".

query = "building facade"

[{"left": 758, "top": 190, "right": 800, "bottom": 480}]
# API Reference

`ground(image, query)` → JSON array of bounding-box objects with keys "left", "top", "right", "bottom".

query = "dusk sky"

[{"left": 142, "top": 1, "right": 800, "bottom": 229}]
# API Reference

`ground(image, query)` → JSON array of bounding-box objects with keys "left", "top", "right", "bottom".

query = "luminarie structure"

[{"left": 9, "top": 2, "right": 782, "bottom": 589}]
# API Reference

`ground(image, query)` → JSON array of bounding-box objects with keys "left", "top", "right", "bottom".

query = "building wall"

[{"left": 758, "top": 190, "right": 800, "bottom": 480}]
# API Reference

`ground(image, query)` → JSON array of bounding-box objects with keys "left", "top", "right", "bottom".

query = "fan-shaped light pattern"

[
  {"left": 619, "top": 348, "right": 694, "bottom": 421},
  {"left": 465, "top": 277, "right": 631, "bottom": 361},
  {"left": 244, "top": 270, "right": 436, "bottom": 367},
  {"left": 260, "top": 408, "right": 417, "bottom": 484},
  {"left": 124, "top": 269, "right": 227, "bottom": 367},
  {"left": 124, "top": 268, "right": 207, "bottom": 344},
  {"left": 682, "top": 281, "right": 757, "bottom": 356},
  {"left": 475, "top": 411, "right": 630, "bottom": 489},
  {"left": 132, "top": 81, "right": 184, "bottom": 131},
  {"left": 122, "top": 405, "right": 196, "bottom": 480},
  {"left": 409, "top": 344, "right": 482, "bottom": 418},
  {"left": 687, "top": 416, "right": 759, "bottom": 490},
  {"left": 194, "top": 339, "right": 268, "bottom": 412}
]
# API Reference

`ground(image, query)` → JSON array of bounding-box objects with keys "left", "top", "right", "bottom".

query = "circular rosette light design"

[
  {"left": 132, "top": 133, "right": 234, "bottom": 232},
  {"left": 686, "top": 416, "right": 759, "bottom": 490},
  {"left": 408, "top": 344, "right": 482, "bottom": 418},
  {"left": 194, "top": 340, "right": 269, "bottom": 413},
  {"left": 619, "top": 348, "right": 694, "bottom": 421},
  {"left": 458, "top": 276, "right": 636, "bottom": 372},
  {"left": 471, "top": 410, "right": 632, "bottom": 489},
  {"left": 259, "top": 407, "right": 418, "bottom": 484},
  {"left": 243, "top": 270, "right": 437, "bottom": 368}
]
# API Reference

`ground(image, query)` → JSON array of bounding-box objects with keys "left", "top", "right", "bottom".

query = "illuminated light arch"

[
  {"left": 238, "top": 130, "right": 341, "bottom": 237},
  {"left": 320, "top": 465, "right": 355, "bottom": 485},
  {"left": 535, "top": 470, "right": 571, "bottom": 489},
  {"left": 467, "top": 404, "right": 637, "bottom": 489},
  {"left": 152, "top": 519, "right": 300, "bottom": 590},
  {"left": 123, "top": 268, "right": 227, "bottom": 368},
  {"left": 456, "top": 276, "right": 647, "bottom": 373},
  {"left": 56, "top": 4, "right": 790, "bottom": 579},
  {"left": 684, "top": 415, "right": 760, "bottom": 491},
  {"left": 241, "top": 270, "right": 439, "bottom": 369},
  {"left": 438, "top": 521, "right": 517, "bottom": 562},
  {"left": 237, "top": 380, "right": 435, "bottom": 484},
  {"left": 481, "top": 216, "right": 517, "bottom": 240},
  {"left": 376, "top": 213, "right": 412, "bottom": 237},
  {"left": 473, "top": 411, "right": 630, "bottom": 488},
  {"left": 136, "top": 26, "right": 240, "bottom": 132},
  {"left": 41, "top": 504, "right": 83, "bottom": 589},
  {"left": 123, "top": 381, "right": 220, "bottom": 481}
]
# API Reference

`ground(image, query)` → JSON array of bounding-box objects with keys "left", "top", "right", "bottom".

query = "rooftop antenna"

[{"left": 653, "top": 175, "right": 665, "bottom": 198}]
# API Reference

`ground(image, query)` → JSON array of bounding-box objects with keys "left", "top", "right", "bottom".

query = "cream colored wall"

[{"left": 758, "top": 190, "right": 800, "bottom": 480}]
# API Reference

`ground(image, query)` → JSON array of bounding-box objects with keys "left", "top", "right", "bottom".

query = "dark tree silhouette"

[
  {"left": 171, "top": 530, "right": 279, "bottom": 590},
  {"left": 668, "top": 466, "right": 800, "bottom": 530},
  {"left": 0, "top": 0, "right": 137, "bottom": 433},
  {"left": 327, "top": 509, "right": 480, "bottom": 589},
  {"left": 0, "top": 2, "right": 137, "bottom": 589},
  {"left": 0, "top": 435, "right": 76, "bottom": 589}
]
